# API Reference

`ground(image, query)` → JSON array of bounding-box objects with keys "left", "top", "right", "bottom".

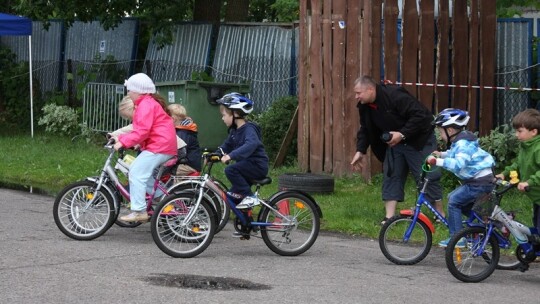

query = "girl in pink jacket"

[{"left": 114, "top": 73, "right": 177, "bottom": 222}]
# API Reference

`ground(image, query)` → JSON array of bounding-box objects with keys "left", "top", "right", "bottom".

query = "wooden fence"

[{"left": 298, "top": 0, "right": 497, "bottom": 178}]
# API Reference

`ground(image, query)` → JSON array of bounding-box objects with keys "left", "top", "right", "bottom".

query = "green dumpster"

[{"left": 156, "top": 80, "right": 250, "bottom": 150}]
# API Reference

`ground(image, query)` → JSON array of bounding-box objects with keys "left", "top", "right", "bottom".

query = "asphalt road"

[{"left": 1, "top": 188, "right": 539, "bottom": 304}]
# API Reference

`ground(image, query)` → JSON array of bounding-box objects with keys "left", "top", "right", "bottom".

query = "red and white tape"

[{"left": 383, "top": 80, "right": 540, "bottom": 92}]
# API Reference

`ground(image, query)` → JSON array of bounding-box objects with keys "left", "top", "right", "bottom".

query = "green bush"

[
  {"left": 38, "top": 104, "right": 79, "bottom": 137},
  {"left": 0, "top": 45, "right": 43, "bottom": 130},
  {"left": 478, "top": 124, "right": 519, "bottom": 171},
  {"left": 253, "top": 96, "right": 298, "bottom": 166}
]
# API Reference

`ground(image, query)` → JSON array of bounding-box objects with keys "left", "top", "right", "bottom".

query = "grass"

[{"left": 0, "top": 132, "right": 534, "bottom": 243}]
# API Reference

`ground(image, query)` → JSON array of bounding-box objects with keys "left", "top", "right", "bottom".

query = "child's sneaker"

[
  {"left": 236, "top": 196, "right": 260, "bottom": 209},
  {"left": 439, "top": 237, "right": 467, "bottom": 248},
  {"left": 119, "top": 211, "right": 149, "bottom": 222}
]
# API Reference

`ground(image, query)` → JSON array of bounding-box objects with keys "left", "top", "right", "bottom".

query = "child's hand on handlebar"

[
  {"left": 221, "top": 154, "right": 231, "bottom": 164},
  {"left": 426, "top": 155, "right": 437, "bottom": 166}
]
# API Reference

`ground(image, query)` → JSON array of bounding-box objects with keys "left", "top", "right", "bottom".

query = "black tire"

[
  {"left": 53, "top": 180, "right": 116, "bottom": 240},
  {"left": 151, "top": 192, "right": 216, "bottom": 258},
  {"left": 168, "top": 180, "right": 229, "bottom": 233},
  {"left": 445, "top": 226, "right": 500, "bottom": 283},
  {"left": 260, "top": 192, "right": 320, "bottom": 256},
  {"left": 278, "top": 173, "right": 334, "bottom": 194},
  {"left": 378, "top": 215, "right": 432, "bottom": 265}
]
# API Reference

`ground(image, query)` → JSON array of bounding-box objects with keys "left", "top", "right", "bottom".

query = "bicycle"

[
  {"left": 53, "top": 139, "right": 177, "bottom": 240},
  {"left": 378, "top": 165, "right": 520, "bottom": 270},
  {"left": 445, "top": 175, "right": 539, "bottom": 283},
  {"left": 150, "top": 152, "right": 323, "bottom": 258}
]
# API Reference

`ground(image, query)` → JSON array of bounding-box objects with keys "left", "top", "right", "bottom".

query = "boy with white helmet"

[{"left": 426, "top": 108, "right": 496, "bottom": 247}]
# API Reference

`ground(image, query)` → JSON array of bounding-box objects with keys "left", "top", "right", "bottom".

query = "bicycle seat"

[
  {"left": 163, "top": 157, "right": 178, "bottom": 168},
  {"left": 251, "top": 177, "right": 272, "bottom": 186}
]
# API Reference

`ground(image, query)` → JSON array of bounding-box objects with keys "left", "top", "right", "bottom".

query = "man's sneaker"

[
  {"left": 439, "top": 237, "right": 467, "bottom": 248},
  {"left": 236, "top": 196, "right": 260, "bottom": 209},
  {"left": 119, "top": 211, "right": 149, "bottom": 223}
]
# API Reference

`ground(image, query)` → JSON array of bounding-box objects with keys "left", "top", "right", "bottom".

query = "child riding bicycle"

[
  {"left": 496, "top": 108, "right": 540, "bottom": 238},
  {"left": 113, "top": 73, "right": 177, "bottom": 222},
  {"left": 426, "top": 108, "right": 495, "bottom": 247},
  {"left": 215, "top": 93, "right": 269, "bottom": 215}
]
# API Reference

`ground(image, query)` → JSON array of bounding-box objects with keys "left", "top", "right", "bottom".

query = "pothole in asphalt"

[{"left": 143, "top": 273, "right": 272, "bottom": 290}]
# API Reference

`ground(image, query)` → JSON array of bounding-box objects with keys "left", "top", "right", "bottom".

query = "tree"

[
  {"left": 6, "top": 0, "right": 299, "bottom": 47},
  {"left": 496, "top": 0, "right": 540, "bottom": 17}
]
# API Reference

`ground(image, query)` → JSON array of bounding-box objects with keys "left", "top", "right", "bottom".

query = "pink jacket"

[{"left": 118, "top": 95, "right": 177, "bottom": 156}]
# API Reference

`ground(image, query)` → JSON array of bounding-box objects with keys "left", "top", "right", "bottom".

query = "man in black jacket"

[{"left": 350, "top": 76, "right": 443, "bottom": 225}]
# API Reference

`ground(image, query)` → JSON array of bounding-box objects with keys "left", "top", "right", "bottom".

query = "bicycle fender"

[
  {"left": 399, "top": 209, "right": 435, "bottom": 233},
  {"left": 265, "top": 190, "right": 323, "bottom": 218}
]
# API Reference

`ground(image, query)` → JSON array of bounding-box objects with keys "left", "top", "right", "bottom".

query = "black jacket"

[{"left": 356, "top": 84, "right": 434, "bottom": 162}]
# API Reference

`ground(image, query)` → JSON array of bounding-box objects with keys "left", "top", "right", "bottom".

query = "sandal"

[{"left": 380, "top": 217, "right": 389, "bottom": 225}]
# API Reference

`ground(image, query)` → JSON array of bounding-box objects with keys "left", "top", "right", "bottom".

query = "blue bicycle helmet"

[
  {"left": 433, "top": 108, "right": 470, "bottom": 128},
  {"left": 217, "top": 92, "right": 254, "bottom": 116}
]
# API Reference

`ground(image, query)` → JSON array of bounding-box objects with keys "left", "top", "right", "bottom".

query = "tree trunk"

[
  {"left": 193, "top": 0, "right": 222, "bottom": 24},
  {"left": 224, "top": 0, "right": 250, "bottom": 22}
]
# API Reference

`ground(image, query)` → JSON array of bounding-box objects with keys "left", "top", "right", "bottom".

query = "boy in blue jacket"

[
  {"left": 216, "top": 93, "right": 269, "bottom": 210},
  {"left": 426, "top": 108, "right": 495, "bottom": 247}
]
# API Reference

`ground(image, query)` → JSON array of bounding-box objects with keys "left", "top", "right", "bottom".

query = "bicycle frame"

[
  {"left": 181, "top": 170, "right": 290, "bottom": 229},
  {"left": 85, "top": 143, "right": 172, "bottom": 215},
  {"left": 400, "top": 175, "right": 511, "bottom": 249},
  {"left": 491, "top": 205, "right": 540, "bottom": 255}
]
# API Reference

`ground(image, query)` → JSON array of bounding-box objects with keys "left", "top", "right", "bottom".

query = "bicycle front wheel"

[
  {"left": 53, "top": 180, "right": 116, "bottom": 240},
  {"left": 169, "top": 181, "right": 229, "bottom": 234},
  {"left": 445, "top": 226, "right": 500, "bottom": 283},
  {"left": 260, "top": 192, "right": 320, "bottom": 256},
  {"left": 151, "top": 193, "right": 216, "bottom": 258},
  {"left": 378, "top": 215, "right": 432, "bottom": 265}
]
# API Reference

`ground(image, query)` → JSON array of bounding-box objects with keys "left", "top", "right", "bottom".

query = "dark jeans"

[
  {"left": 225, "top": 158, "right": 268, "bottom": 197},
  {"left": 382, "top": 133, "right": 442, "bottom": 203}
]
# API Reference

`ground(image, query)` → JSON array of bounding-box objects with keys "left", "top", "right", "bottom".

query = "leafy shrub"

[
  {"left": 252, "top": 96, "right": 298, "bottom": 166},
  {"left": 478, "top": 124, "right": 519, "bottom": 171},
  {"left": 38, "top": 104, "right": 79, "bottom": 136},
  {"left": 0, "top": 45, "right": 44, "bottom": 131}
]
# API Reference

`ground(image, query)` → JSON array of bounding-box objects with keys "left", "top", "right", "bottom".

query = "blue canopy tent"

[{"left": 0, "top": 13, "right": 34, "bottom": 137}]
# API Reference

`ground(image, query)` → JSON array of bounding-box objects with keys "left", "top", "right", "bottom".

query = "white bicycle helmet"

[
  {"left": 217, "top": 92, "right": 254, "bottom": 116},
  {"left": 433, "top": 108, "right": 470, "bottom": 128}
]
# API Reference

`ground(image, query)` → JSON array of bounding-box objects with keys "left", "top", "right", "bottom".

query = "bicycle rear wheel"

[
  {"left": 445, "top": 226, "right": 500, "bottom": 283},
  {"left": 378, "top": 215, "right": 432, "bottom": 265},
  {"left": 260, "top": 192, "right": 320, "bottom": 256},
  {"left": 53, "top": 180, "right": 116, "bottom": 240},
  {"left": 151, "top": 193, "right": 216, "bottom": 258}
]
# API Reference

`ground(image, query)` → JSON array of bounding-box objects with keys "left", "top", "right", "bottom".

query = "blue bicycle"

[
  {"left": 150, "top": 152, "right": 322, "bottom": 258},
  {"left": 445, "top": 176, "right": 539, "bottom": 282},
  {"left": 379, "top": 165, "right": 519, "bottom": 269}
]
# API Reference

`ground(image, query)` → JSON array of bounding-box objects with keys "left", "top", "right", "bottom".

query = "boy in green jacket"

[{"left": 496, "top": 108, "right": 540, "bottom": 231}]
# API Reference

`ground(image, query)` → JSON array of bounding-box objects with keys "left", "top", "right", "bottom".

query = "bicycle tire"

[
  {"left": 445, "top": 226, "right": 500, "bottom": 283},
  {"left": 378, "top": 215, "right": 432, "bottom": 265},
  {"left": 260, "top": 192, "right": 320, "bottom": 256},
  {"left": 169, "top": 180, "right": 229, "bottom": 233},
  {"left": 151, "top": 193, "right": 216, "bottom": 258},
  {"left": 53, "top": 180, "right": 116, "bottom": 240}
]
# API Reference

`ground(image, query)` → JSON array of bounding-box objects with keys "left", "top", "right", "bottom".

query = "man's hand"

[{"left": 350, "top": 151, "right": 365, "bottom": 171}]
